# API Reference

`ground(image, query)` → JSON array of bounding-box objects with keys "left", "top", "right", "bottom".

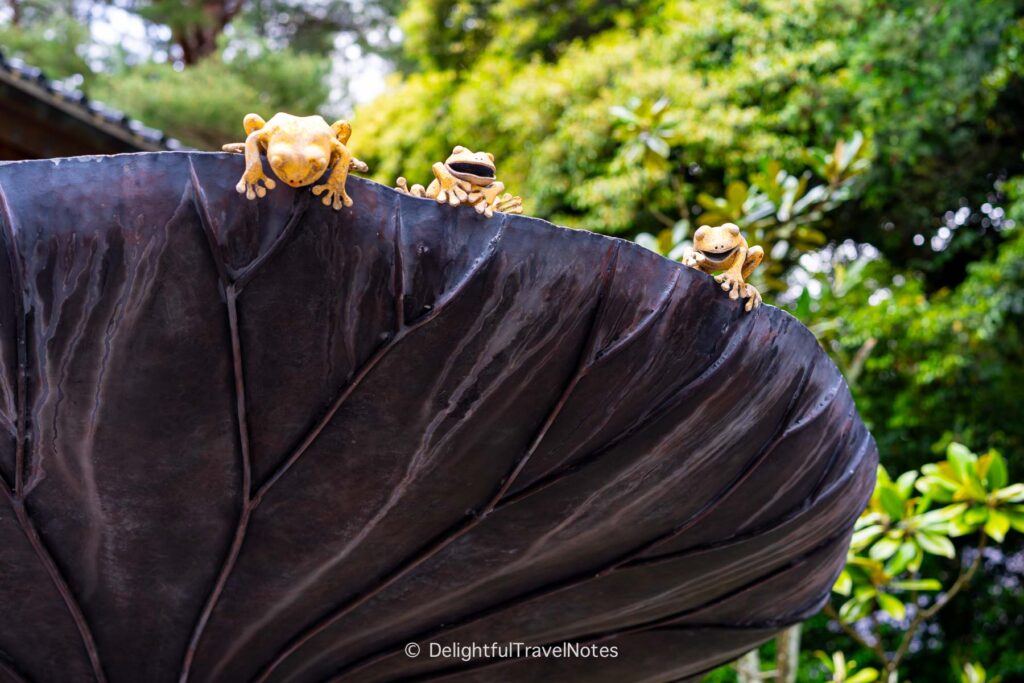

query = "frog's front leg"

[
  {"left": 223, "top": 114, "right": 268, "bottom": 155},
  {"left": 471, "top": 181, "right": 506, "bottom": 218},
  {"left": 742, "top": 245, "right": 764, "bottom": 280},
  {"left": 236, "top": 129, "right": 276, "bottom": 199},
  {"left": 742, "top": 283, "right": 763, "bottom": 312},
  {"left": 739, "top": 245, "right": 764, "bottom": 312},
  {"left": 312, "top": 139, "right": 355, "bottom": 210},
  {"left": 431, "top": 162, "right": 468, "bottom": 206},
  {"left": 494, "top": 193, "right": 523, "bottom": 214},
  {"left": 713, "top": 247, "right": 750, "bottom": 301}
]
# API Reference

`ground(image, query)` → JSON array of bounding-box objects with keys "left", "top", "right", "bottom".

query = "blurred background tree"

[
  {"left": 2, "top": 0, "right": 1023, "bottom": 680},
  {"left": 0, "top": 0, "right": 401, "bottom": 146}
]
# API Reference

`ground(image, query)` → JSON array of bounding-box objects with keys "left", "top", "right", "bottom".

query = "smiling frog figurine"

[
  {"left": 222, "top": 112, "right": 368, "bottom": 210},
  {"left": 682, "top": 222, "right": 765, "bottom": 312},
  {"left": 395, "top": 146, "right": 523, "bottom": 218}
]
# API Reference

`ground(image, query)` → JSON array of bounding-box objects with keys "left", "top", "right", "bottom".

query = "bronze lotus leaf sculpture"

[{"left": 0, "top": 151, "right": 873, "bottom": 683}]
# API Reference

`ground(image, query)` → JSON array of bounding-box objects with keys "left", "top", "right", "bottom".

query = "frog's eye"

[
  {"left": 270, "top": 155, "right": 284, "bottom": 168},
  {"left": 695, "top": 226, "right": 709, "bottom": 238},
  {"left": 726, "top": 223, "right": 740, "bottom": 235},
  {"left": 310, "top": 159, "right": 323, "bottom": 171}
]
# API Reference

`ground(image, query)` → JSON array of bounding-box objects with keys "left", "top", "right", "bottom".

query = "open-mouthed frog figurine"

[
  {"left": 682, "top": 222, "right": 765, "bottom": 312},
  {"left": 394, "top": 146, "right": 523, "bottom": 218}
]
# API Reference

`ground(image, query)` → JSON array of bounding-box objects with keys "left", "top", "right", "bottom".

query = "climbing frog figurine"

[
  {"left": 222, "top": 112, "right": 368, "bottom": 210},
  {"left": 682, "top": 222, "right": 765, "bottom": 312},
  {"left": 394, "top": 145, "right": 523, "bottom": 218}
]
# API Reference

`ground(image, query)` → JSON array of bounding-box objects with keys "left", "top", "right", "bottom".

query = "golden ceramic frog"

[
  {"left": 682, "top": 223, "right": 765, "bottom": 312},
  {"left": 394, "top": 146, "right": 523, "bottom": 218},
  {"left": 222, "top": 112, "right": 368, "bottom": 210}
]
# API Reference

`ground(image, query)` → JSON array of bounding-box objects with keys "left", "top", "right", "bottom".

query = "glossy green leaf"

[
  {"left": 885, "top": 541, "right": 917, "bottom": 576},
  {"left": 984, "top": 510, "right": 1010, "bottom": 542},
  {"left": 890, "top": 578, "right": 943, "bottom": 591},
  {"left": 876, "top": 592, "right": 907, "bottom": 620},
  {"left": 984, "top": 450, "right": 1008, "bottom": 489},
  {"left": 963, "top": 506, "right": 989, "bottom": 527},
  {"left": 851, "top": 524, "right": 885, "bottom": 550},
  {"left": 869, "top": 536, "right": 901, "bottom": 561},
  {"left": 847, "top": 667, "right": 881, "bottom": 683},
  {"left": 994, "top": 483, "right": 1024, "bottom": 503},
  {"left": 833, "top": 569, "right": 853, "bottom": 596},
  {"left": 839, "top": 595, "right": 872, "bottom": 622},
  {"left": 912, "top": 503, "right": 968, "bottom": 529},
  {"left": 916, "top": 531, "right": 956, "bottom": 558},
  {"left": 879, "top": 487, "right": 905, "bottom": 520},
  {"left": 895, "top": 471, "right": 918, "bottom": 498},
  {"left": 1008, "top": 511, "right": 1024, "bottom": 534},
  {"left": 947, "top": 443, "right": 977, "bottom": 481}
]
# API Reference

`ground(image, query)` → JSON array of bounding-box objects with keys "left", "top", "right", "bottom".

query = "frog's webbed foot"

[
  {"left": 714, "top": 272, "right": 761, "bottom": 312},
  {"left": 714, "top": 272, "right": 747, "bottom": 301},
  {"left": 495, "top": 193, "right": 523, "bottom": 215},
  {"left": 395, "top": 177, "right": 428, "bottom": 197},
  {"left": 350, "top": 157, "right": 369, "bottom": 173},
  {"left": 436, "top": 183, "right": 468, "bottom": 207},
  {"left": 472, "top": 198, "right": 494, "bottom": 218},
  {"left": 222, "top": 142, "right": 245, "bottom": 154},
  {"left": 312, "top": 178, "right": 352, "bottom": 210},
  {"left": 743, "top": 283, "right": 762, "bottom": 312},
  {"left": 236, "top": 162, "right": 276, "bottom": 200}
]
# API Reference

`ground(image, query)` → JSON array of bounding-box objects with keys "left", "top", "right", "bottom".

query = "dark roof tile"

[{"left": 0, "top": 49, "right": 185, "bottom": 151}]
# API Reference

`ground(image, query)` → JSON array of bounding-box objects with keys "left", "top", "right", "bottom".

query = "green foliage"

[
  {"left": 816, "top": 651, "right": 879, "bottom": 683},
  {"left": 89, "top": 38, "right": 329, "bottom": 149},
  {"left": 834, "top": 444, "right": 1023, "bottom": 624},
  {"left": 0, "top": 0, "right": 382, "bottom": 147},
  {"left": 0, "top": 4, "right": 92, "bottom": 83},
  {"left": 238, "top": 0, "right": 405, "bottom": 57},
  {"left": 789, "top": 216, "right": 1024, "bottom": 473},
  {"left": 816, "top": 445, "right": 1024, "bottom": 683},
  {"left": 2, "top": 2, "right": 1023, "bottom": 679},
  {"left": 358, "top": 0, "right": 1024, "bottom": 279},
  {"left": 959, "top": 662, "right": 1002, "bottom": 683},
  {"left": 635, "top": 132, "right": 870, "bottom": 292},
  {"left": 397, "top": 0, "right": 656, "bottom": 71}
]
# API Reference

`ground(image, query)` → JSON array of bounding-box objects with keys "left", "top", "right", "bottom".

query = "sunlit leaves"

[
  {"left": 609, "top": 97, "right": 681, "bottom": 173},
  {"left": 914, "top": 532, "right": 955, "bottom": 558},
  {"left": 889, "top": 578, "right": 941, "bottom": 592},
  {"left": 694, "top": 133, "right": 869, "bottom": 289},
  {"left": 832, "top": 444, "right": 1022, "bottom": 632},
  {"left": 816, "top": 650, "right": 880, "bottom": 683},
  {"left": 634, "top": 131, "right": 870, "bottom": 292},
  {"left": 916, "top": 443, "right": 1024, "bottom": 542},
  {"left": 960, "top": 661, "right": 1003, "bottom": 683}
]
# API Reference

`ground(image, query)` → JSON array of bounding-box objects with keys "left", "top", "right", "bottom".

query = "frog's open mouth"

[
  {"left": 699, "top": 246, "right": 739, "bottom": 264},
  {"left": 448, "top": 162, "right": 496, "bottom": 179}
]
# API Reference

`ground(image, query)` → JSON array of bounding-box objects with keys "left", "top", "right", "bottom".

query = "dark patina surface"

[{"left": 0, "top": 153, "right": 876, "bottom": 683}]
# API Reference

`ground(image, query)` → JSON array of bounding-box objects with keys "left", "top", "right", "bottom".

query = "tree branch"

[
  {"left": 888, "top": 535, "right": 988, "bottom": 672},
  {"left": 823, "top": 603, "right": 888, "bottom": 666}
]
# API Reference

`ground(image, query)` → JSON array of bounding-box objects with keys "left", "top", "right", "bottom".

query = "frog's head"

[
  {"left": 267, "top": 139, "right": 331, "bottom": 188},
  {"left": 444, "top": 146, "right": 496, "bottom": 186},
  {"left": 693, "top": 223, "right": 745, "bottom": 268}
]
